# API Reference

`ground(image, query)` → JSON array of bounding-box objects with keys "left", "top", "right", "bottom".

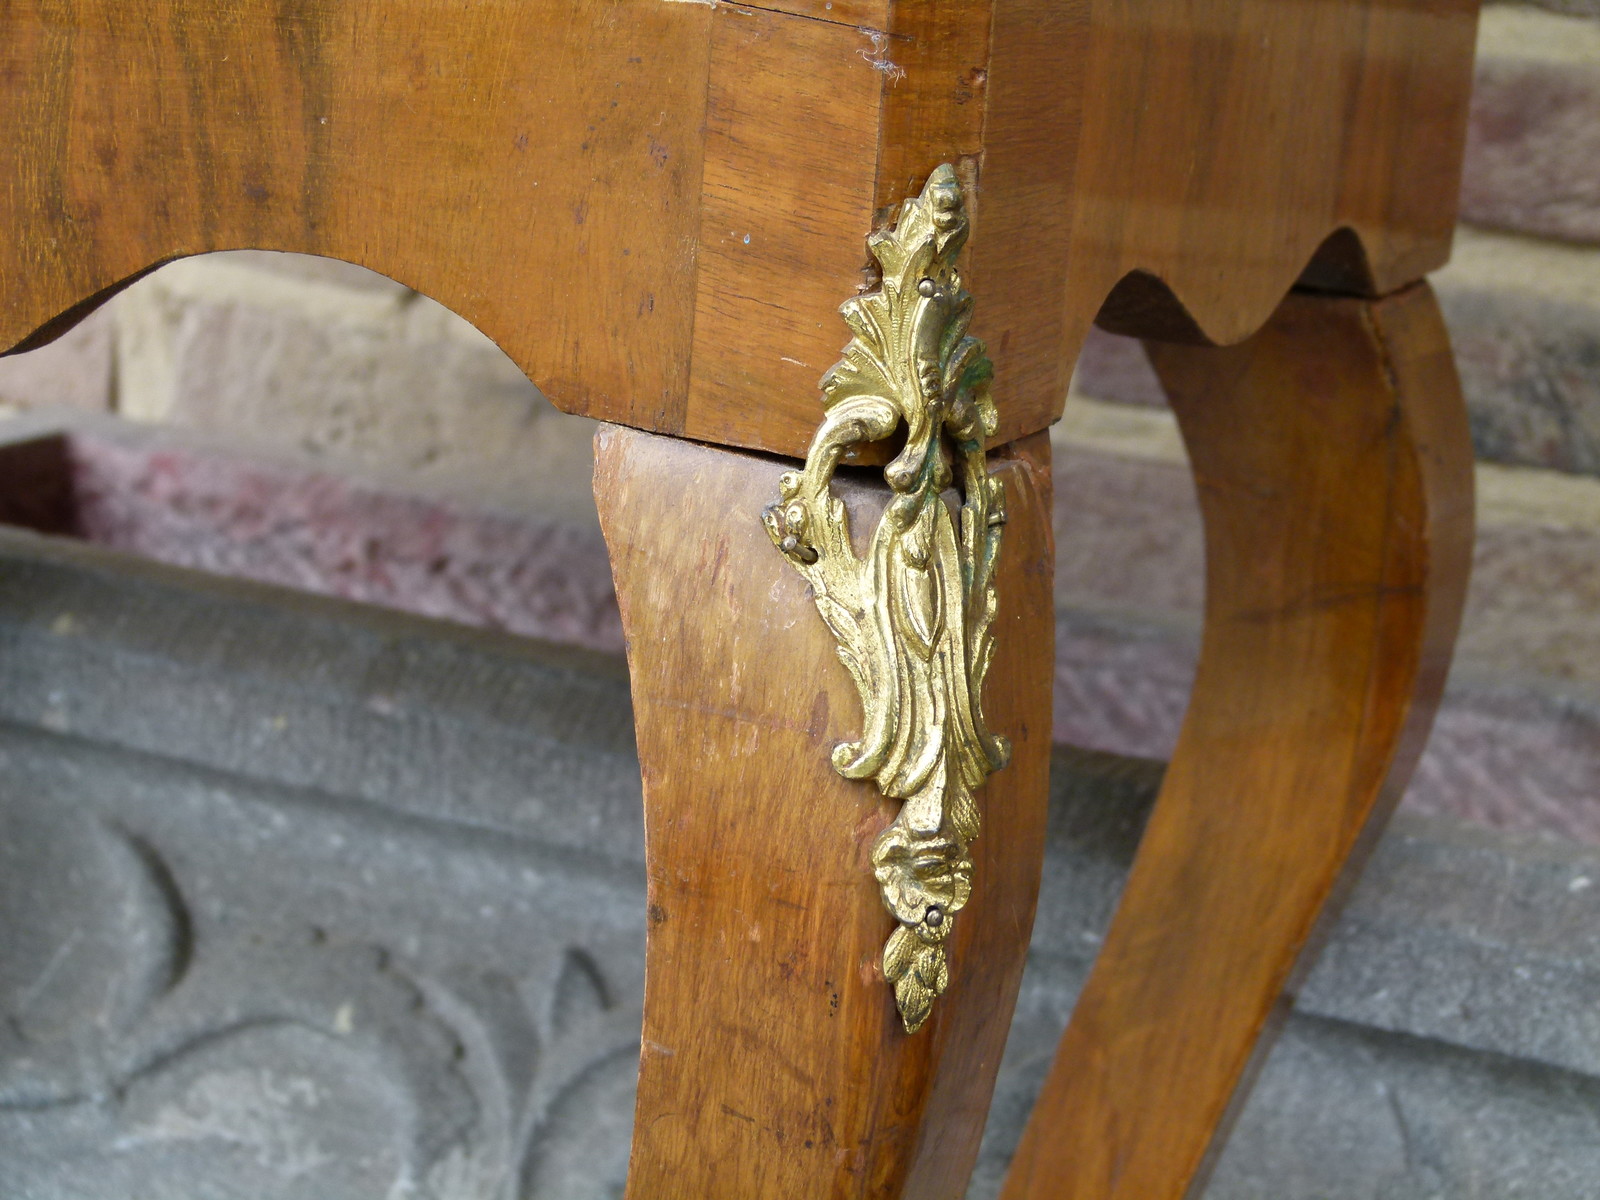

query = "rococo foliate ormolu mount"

[{"left": 763, "top": 165, "right": 1010, "bottom": 1034}]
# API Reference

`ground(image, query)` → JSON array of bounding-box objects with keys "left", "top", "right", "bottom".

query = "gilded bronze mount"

[{"left": 763, "top": 165, "right": 1010, "bottom": 1034}]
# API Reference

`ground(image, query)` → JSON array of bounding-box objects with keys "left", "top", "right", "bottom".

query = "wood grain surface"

[
  {"left": 595, "top": 425, "right": 1055, "bottom": 1199},
  {"left": 1000, "top": 283, "right": 1476, "bottom": 1200},
  {"left": 0, "top": 0, "right": 1480, "bottom": 459},
  {"left": 0, "top": 0, "right": 714, "bottom": 433},
  {"left": 0, "top": 4, "right": 1486, "bottom": 1189},
  {"left": 969, "top": 0, "right": 1481, "bottom": 446},
  {"left": 681, "top": 5, "right": 883, "bottom": 451}
]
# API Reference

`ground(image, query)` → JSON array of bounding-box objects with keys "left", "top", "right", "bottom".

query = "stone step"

[
  {"left": 0, "top": 524, "right": 1598, "bottom": 1196},
  {"left": 6, "top": 407, "right": 1599, "bottom": 847}
]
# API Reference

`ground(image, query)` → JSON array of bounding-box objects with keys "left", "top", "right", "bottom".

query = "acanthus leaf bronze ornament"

[{"left": 762, "top": 164, "right": 1009, "bottom": 1034}]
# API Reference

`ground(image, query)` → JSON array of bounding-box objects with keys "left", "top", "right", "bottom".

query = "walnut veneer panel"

[
  {"left": 969, "top": 0, "right": 1481, "bottom": 450},
  {"left": 0, "top": 0, "right": 1480, "bottom": 460},
  {"left": 0, "top": 0, "right": 713, "bottom": 433}
]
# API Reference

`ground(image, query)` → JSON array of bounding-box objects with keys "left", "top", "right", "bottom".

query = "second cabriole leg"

[{"left": 1001, "top": 283, "right": 1475, "bottom": 1199}]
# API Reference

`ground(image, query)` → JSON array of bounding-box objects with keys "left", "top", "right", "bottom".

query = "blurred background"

[{"left": 0, "top": 5, "right": 1597, "bottom": 1198}]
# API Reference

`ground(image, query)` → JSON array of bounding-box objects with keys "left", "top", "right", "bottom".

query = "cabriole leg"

[
  {"left": 596, "top": 424, "right": 1055, "bottom": 1199},
  {"left": 1001, "top": 283, "right": 1475, "bottom": 1199}
]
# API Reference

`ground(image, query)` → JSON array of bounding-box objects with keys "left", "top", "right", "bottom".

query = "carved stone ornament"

[{"left": 763, "top": 164, "right": 1009, "bottom": 1034}]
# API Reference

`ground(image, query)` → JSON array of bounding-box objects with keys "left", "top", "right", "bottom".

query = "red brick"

[{"left": 1461, "top": 48, "right": 1600, "bottom": 242}]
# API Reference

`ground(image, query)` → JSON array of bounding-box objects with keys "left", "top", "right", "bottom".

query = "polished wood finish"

[
  {"left": 973, "top": 0, "right": 1481, "bottom": 430},
  {"left": 0, "top": 0, "right": 715, "bottom": 432},
  {"left": 1001, "top": 283, "right": 1476, "bottom": 1200},
  {"left": 681, "top": 5, "right": 882, "bottom": 451},
  {"left": 0, "top": 5, "right": 1487, "bottom": 1195},
  {"left": 595, "top": 425, "right": 1055, "bottom": 1199},
  {"left": 0, "top": 0, "right": 1480, "bottom": 458}
]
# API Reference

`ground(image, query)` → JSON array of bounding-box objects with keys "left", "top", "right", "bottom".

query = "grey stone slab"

[
  {"left": 3, "top": 533, "right": 1600, "bottom": 1196},
  {"left": 6, "top": 720, "right": 1593, "bottom": 1196},
  {"left": 1017, "top": 747, "right": 1600, "bottom": 1087},
  {"left": 974, "top": 984, "right": 1600, "bottom": 1200},
  {"left": 974, "top": 751, "right": 1600, "bottom": 1199},
  {"left": 0, "top": 527, "right": 644, "bottom": 864},
  {"left": 0, "top": 723, "right": 643, "bottom": 1200},
  {"left": 1299, "top": 815, "right": 1600, "bottom": 1081},
  {"left": 1214, "top": 1015, "right": 1600, "bottom": 1200}
]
